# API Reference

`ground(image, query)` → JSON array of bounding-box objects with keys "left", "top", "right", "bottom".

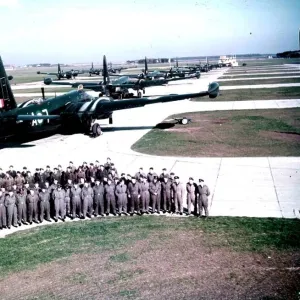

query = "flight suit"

[
  {"left": 52, "top": 189, "right": 66, "bottom": 220},
  {"left": 43, "top": 170, "right": 51, "bottom": 184},
  {"left": 26, "top": 193, "right": 39, "bottom": 223},
  {"left": 140, "top": 181, "right": 150, "bottom": 213},
  {"left": 0, "top": 194, "right": 7, "bottom": 228},
  {"left": 5, "top": 194, "right": 17, "bottom": 228},
  {"left": 198, "top": 185, "right": 210, "bottom": 217},
  {"left": 15, "top": 176, "right": 25, "bottom": 190},
  {"left": 115, "top": 183, "right": 127, "bottom": 214},
  {"left": 81, "top": 186, "right": 94, "bottom": 217},
  {"left": 76, "top": 170, "right": 86, "bottom": 183},
  {"left": 127, "top": 182, "right": 140, "bottom": 213},
  {"left": 186, "top": 183, "right": 197, "bottom": 215},
  {"left": 147, "top": 173, "right": 157, "bottom": 183},
  {"left": 93, "top": 184, "right": 104, "bottom": 216},
  {"left": 161, "top": 180, "right": 172, "bottom": 212},
  {"left": 64, "top": 185, "right": 71, "bottom": 216},
  {"left": 172, "top": 182, "right": 184, "bottom": 214},
  {"left": 70, "top": 186, "right": 82, "bottom": 218},
  {"left": 3, "top": 177, "right": 14, "bottom": 192},
  {"left": 26, "top": 175, "right": 35, "bottom": 188},
  {"left": 134, "top": 172, "right": 146, "bottom": 182},
  {"left": 149, "top": 181, "right": 161, "bottom": 213},
  {"left": 16, "top": 192, "right": 27, "bottom": 224},
  {"left": 104, "top": 184, "right": 116, "bottom": 215},
  {"left": 96, "top": 168, "right": 108, "bottom": 182},
  {"left": 8, "top": 170, "right": 17, "bottom": 179},
  {"left": 39, "top": 191, "right": 51, "bottom": 222}
]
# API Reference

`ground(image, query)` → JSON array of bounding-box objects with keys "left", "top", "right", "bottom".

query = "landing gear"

[
  {"left": 92, "top": 123, "right": 102, "bottom": 137},
  {"left": 137, "top": 91, "right": 142, "bottom": 98},
  {"left": 143, "top": 88, "right": 145, "bottom": 94},
  {"left": 109, "top": 116, "right": 113, "bottom": 124},
  {"left": 181, "top": 118, "right": 189, "bottom": 125}
]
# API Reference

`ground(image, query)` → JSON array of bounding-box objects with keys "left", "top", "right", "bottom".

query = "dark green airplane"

[
  {"left": 37, "top": 63, "right": 83, "bottom": 80},
  {"left": 44, "top": 55, "right": 201, "bottom": 99},
  {"left": 0, "top": 55, "right": 219, "bottom": 141}
]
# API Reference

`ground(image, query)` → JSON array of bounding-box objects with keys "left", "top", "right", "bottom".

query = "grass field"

[
  {"left": 193, "top": 87, "right": 300, "bottom": 102},
  {"left": 219, "top": 78, "right": 300, "bottom": 86},
  {"left": 220, "top": 72, "right": 300, "bottom": 79},
  {"left": 0, "top": 216, "right": 299, "bottom": 299},
  {"left": 132, "top": 108, "right": 300, "bottom": 157}
]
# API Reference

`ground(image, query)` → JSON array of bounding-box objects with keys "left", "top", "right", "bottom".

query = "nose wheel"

[{"left": 92, "top": 123, "right": 102, "bottom": 137}]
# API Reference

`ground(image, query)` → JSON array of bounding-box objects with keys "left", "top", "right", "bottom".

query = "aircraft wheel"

[
  {"left": 137, "top": 91, "right": 142, "bottom": 98},
  {"left": 92, "top": 123, "right": 102, "bottom": 137},
  {"left": 181, "top": 118, "right": 189, "bottom": 125},
  {"left": 142, "top": 89, "right": 145, "bottom": 94},
  {"left": 109, "top": 116, "right": 113, "bottom": 124}
]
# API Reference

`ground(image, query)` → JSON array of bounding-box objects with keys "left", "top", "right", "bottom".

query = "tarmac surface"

[{"left": 1, "top": 65, "right": 300, "bottom": 237}]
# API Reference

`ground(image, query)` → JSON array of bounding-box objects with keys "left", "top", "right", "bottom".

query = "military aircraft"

[
  {"left": 86, "top": 62, "right": 102, "bottom": 76},
  {"left": 44, "top": 55, "right": 201, "bottom": 99},
  {"left": 0, "top": 55, "right": 219, "bottom": 141},
  {"left": 37, "top": 64, "right": 83, "bottom": 80},
  {"left": 108, "top": 62, "right": 127, "bottom": 74}
]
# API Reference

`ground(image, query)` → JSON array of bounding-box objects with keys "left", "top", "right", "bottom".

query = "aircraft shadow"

[
  {"left": 101, "top": 122, "right": 175, "bottom": 132},
  {"left": 0, "top": 123, "right": 175, "bottom": 148}
]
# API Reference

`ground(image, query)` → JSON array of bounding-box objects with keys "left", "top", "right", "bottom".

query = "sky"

[{"left": 0, "top": 0, "right": 299, "bottom": 64}]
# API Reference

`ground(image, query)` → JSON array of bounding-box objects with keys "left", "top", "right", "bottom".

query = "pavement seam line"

[
  {"left": 267, "top": 157, "right": 283, "bottom": 218},
  {"left": 210, "top": 158, "right": 222, "bottom": 210}
]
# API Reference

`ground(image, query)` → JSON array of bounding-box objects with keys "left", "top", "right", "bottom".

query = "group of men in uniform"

[{"left": 0, "top": 158, "right": 210, "bottom": 230}]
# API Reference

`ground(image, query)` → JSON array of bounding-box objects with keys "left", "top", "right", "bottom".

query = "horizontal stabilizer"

[{"left": 17, "top": 115, "right": 60, "bottom": 121}]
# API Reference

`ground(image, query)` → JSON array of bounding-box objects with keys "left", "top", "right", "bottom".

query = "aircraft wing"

[
  {"left": 37, "top": 71, "right": 58, "bottom": 76},
  {"left": 44, "top": 78, "right": 103, "bottom": 91},
  {"left": 84, "top": 82, "right": 219, "bottom": 114}
]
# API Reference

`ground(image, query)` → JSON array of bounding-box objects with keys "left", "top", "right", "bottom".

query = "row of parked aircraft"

[{"left": 0, "top": 55, "right": 220, "bottom": 143}]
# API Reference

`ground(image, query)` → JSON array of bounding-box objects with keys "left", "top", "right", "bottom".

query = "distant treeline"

[{"left": 276, "top": 50, "right": 300, "bottom": 58}]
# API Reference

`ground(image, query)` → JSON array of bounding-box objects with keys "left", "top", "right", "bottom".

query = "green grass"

[
  {"left": 0, "top": 217, "right": 299, "bottom": 278},
  {"left": 220, "top": 72, "right": 300, "bottom": 79},
  {"left": 219, "top": 77, "right": 300, "bottom": 86},
  {"left": 132, "top": 108, "right": 300, "bottom": 157},
  {"left": 193, "top": 87, "right": 300, "bottom": 102}
]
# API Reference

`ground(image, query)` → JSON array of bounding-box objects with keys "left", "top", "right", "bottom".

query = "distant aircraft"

[
  {"left": 0, "top": 55, "right": 219, "bottom": 140},
  {"left": 86, "top": 62, "right": 102, "bottom": 76},
  {"left": 44, "top": 55, "right": 201, "bottom": 98},
  {"left": 37, "top": 64, "right": 83, "bottom": 80}
]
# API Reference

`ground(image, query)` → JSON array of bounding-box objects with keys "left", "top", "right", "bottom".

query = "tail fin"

[
  {"left": 144, "top": 57, "right": 148, "bottom": 74},
  {"left": 0, "top": 56, "right": 17, "bottom": 111},
  {"left": 91, "top": 62, "right": 94, "bottom": 70},
  {"left": 58, "top": 63, "right": 61, "bottom": 74},
  {"left": 176, "top": 57, "right": 178, "bottom": 68},
  {"left": 102, "top": 55, "right": 110, "bottom": 85}
]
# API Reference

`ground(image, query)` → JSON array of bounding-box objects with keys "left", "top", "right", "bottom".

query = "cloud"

[{"left": 0, "top": 0, "right": 20, "bottom": 8}]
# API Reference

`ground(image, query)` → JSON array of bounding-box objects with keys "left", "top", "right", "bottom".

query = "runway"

[{"left": 1, "top": 66, "right": 299, "bottom": 229}]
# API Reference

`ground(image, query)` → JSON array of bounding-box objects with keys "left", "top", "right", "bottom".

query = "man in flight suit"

[
  {"left": 39, "top": 186, "right": 51, "bottom": 223},
  {"left": 115, "top": 178, "right": 128, "bottom": 216},
  {"left": 5, "top": 190, "right": 18, "bottom": 228},
  {"left": 105, "top": 178, "right": 116, "bottom": 216},
  {"left": 198, "top": 179, "right": 210, "bottom": 218},
  {"left": 93, "top": 179, "right": 105, "bottom": 216},
  {"left": 26, "top": 188, "right": 39, "bottom": 224},
  {"left": 140, "top": 176, "right": 150, "bottom": 214},
  {"left": 149, "top": 176, "right": 161, "bottom": 214},
  {"left": 0, "top": 190, "right": 7, "bottom": 229},
  {"left": 81, "top": 182, "right": 94, "bottom": 218},
  {"left": 172, "top": 176, "right": 184, "bottom": 215},
  {"left": 16, "top": 188, "right": 27, "bottom": 225},
  {"left": 15, "top": 171, "right": 25, "bottom": 190},
  {"left": 127, "top": 177, "right": 140, "bottom": 215},
  {"left": 52, "top": 184, "right": 66, "bottom": 222},
  {"left": 64, "top": 179, "right": 72, "bottom": 217},
  {"left": 161, "top": 176, "right": 172, "bottom": 213},
  {"left": 70, "top": 183, "right": 82, "bottom": 219},
  {"left": 186, "top": 177, "right": 197, "bottom": 216},
  {"left": 147, "top": 167, "right": 157, "bottom": 183}
]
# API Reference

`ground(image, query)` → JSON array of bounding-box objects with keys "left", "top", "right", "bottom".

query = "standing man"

[
  {"left": 147, "top": 167, "right": 157, "bottom": 183},
  {"left": 135, "top": 167, "right": 145, "bottom": 182},
  {"left": 0, "top": 190, "right": 7, "bottom": 229},
  {"left": 5, "top": 190, "right": 18, "bottom": 228},
  {"left": 104, "top": 178, "right": 117, "bottom": 216},
  {"left": 3, "top": 172, "right": 14, "bottom": 192},
  {"left": 8, "top": 165, "right": 17, "bottom": 179},
  {"left": 81, "top": 182, "right": 94, "bottom": 219},
  {"left": 96, "top": 165, "right": 108, "bottom": 183},
  {"left": 198, "top": 179, "right": 210, "bottom": 218},
  {"left": 172, "top": 176, "right": 184, "bottom": 215},
  {"left": 15, "top": 171, "right": 25, "bottom": 190},
  {"left": 127, "top": 177, "right": 140, "bottom": 215},
  {"left": 149, "top": 176, "right": 161, "bottom": 214},
  {"left": 70, "top": 183, "right": 82, "bottom": 219},
  {"left": 39, "top": 186, "right": 51, "bottom": 223},
  {"left": 186, "top": 177, "right": 197, "bottom": 216},
  {"left": 93, "top": 179, "right": 105, "bottom": 217},
  {"left": 161, "top": 176, "right": 172, "bottom": 213},
  {"left": 16, "top": 188, "right": 27, "bottom": 226},
  {"left": 26, "top": 188, "right": 39, "bottom": 224},
  {"left": 115, "top": 178, "right": 128, "bottom": 216},
  {"left": 64, "top": 179, "right": 72, "bottom": 217},
  {"left": 52, "top": 184, "right": 66, "bottom": 222},
  {"left": 140, "top": 176, "right": 150, "bottom": 214},
  {"left": 159, "top": 168, "right": 169, "bottom": 181}
]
